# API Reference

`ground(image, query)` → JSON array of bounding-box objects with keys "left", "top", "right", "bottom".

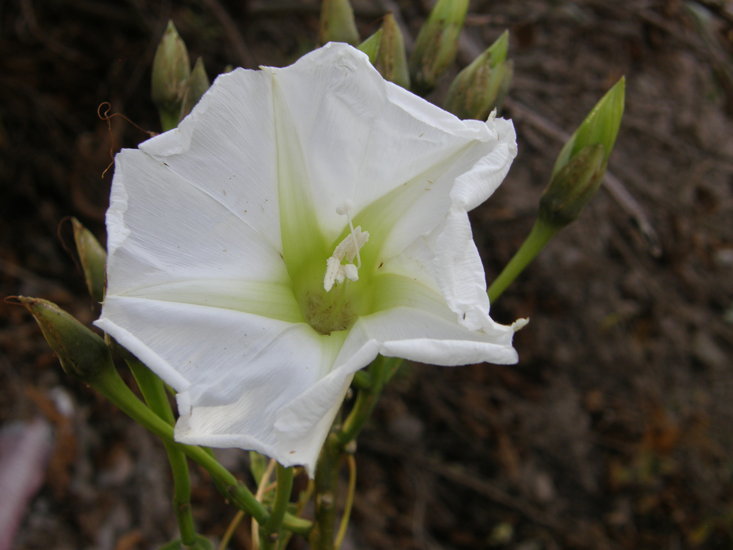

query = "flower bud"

[
  {"left": 181, "top": 57, "right": 210, "bottom": 119},
  {"left": 409, "top": 0, "right": 469, "bottom": 93},
  {"left": 444, "top": 30, "right": 511, "bottom": 119},
  {"left": 358, "top": 13, "right": 410, "bottom": 88},
  {"left": 540, "top": 77, "right": 625, "bottom": 228},
  {"left": 552, "top": 77, "right": 625, "bottom": 178},
  {"left": 71, "top": 218, "right": 106, "bottom": 303},
  {"left": 319, "top": 0, "right": 360, "bottom": 46},
  {"left": 9, "top": 297, "right": 114, "bottom": 381},
  {"left": 539, "top": 144, "right": 605, "bottom": 227},
  {"left": 151, "top": 21, "right": 191, "bottom": 130}
]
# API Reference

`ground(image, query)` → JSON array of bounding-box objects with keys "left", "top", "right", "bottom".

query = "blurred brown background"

[{"left": 2, "top": 0, "right": 732, "bottom": 548}]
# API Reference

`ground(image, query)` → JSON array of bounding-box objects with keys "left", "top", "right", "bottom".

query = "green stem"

[
  {"left": 311, "top": 355, "right": 400, "bottom": 549},
  {"left": 88, "top": 365, "right": 312, "bottom": 534},
  {"left": 487, "top": 218, "right": 559, "bottom": 303},
  {"left": 128, "top": 359, "right": 197, "bottom": 546},
  {"left": 336, "top": 356, "right": 400, "bottom": 446},
  {"left": 311, "top": 435, "right": 341, "bottom": 550},
  {"left": 261, "top": 465, "right": 294, "bottom": 547}
]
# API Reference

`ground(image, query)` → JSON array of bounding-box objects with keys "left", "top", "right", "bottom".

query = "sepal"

[
  {"left": 409, "top": 0, "right": 469, "bottom": 93},
  {"left": 358, "top": 13, "right": 410, "bottom": 88},
  {"left": 444, "top": 30, "right": 512, "bottom": 119},
  {"left": 71, "top": 217, "right": 106, "bottom": 303},
  {"left": 319, "top": 0, "right": 360, "bottom": 45},
  {"left": 9, "top": 296, "right": 113, "bottom": 381},
  {"left": 151, "top": 21, "right": 191, "bottom": 130}
]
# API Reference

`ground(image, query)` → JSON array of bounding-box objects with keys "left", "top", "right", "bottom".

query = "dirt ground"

[{"left": 2, "top": 0, "right": 733, "bottom": 549}]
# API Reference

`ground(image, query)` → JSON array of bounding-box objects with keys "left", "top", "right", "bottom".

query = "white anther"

[
  {"left": 332, "top": 226, "right": 369, "bottom": 264},
  {"left": 342, "top": 264, "right": 359, "bottom": 281},
  {"left": 323, "top": 211, "right": 370, "bottom": 292}
]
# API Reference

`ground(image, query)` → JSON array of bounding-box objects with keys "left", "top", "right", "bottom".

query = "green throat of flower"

[{"left": 288, "top": 209, "right": 374, "bottom": 336}]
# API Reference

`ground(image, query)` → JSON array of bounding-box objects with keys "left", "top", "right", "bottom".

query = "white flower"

[{"left": 95, "top": 43, "right": 520, "bottom": 475}]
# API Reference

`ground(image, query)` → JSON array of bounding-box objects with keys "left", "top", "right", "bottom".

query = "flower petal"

[
  {"left": 362, "top": 307, "right": 515, "bottom": 366},
  {"left": 96, "top": 296, "right": 349, "bottom": 474},
  {"left": 105, "top": 148, "right": 287, "bottom": 297},
  {"left": 137, "top": 68, "right": 281, "bottom": 249},
  {"left": 365, "top": 273, "right": 517, "bottom": 364},
  {"left": 267, "top": 43, "right": 512, "bottom": 241}
]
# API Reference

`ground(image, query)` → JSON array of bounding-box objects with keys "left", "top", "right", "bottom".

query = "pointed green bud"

[
  {"left": 552, "top": 77, "right": 626, "bottom": 178},
  {"left": 496, "top": 59, "right": 514, "bottom": 110},
  {"left": 358, "top": 28, "right": 382, "bottom": 60},
  {"left": 71, "top": 218, "right": 106, "bottom": 304},
  {"left": 445, "top": 30, "right": 511, "bottom": 119},
  {"left": 8, "top": 296, "right": 114, "bottom": 381},
  {"left": 539, "top": 144, "right": 606, "bottom": 227},
  {"left": 358, "top": 14, "right": 410, "bottom": 88},
  {"left": 151, "top": 21, "right": 191, "bottom": 131},
  {"left": 409, "top": 0, "right": 469, "bottom": 93},
  {"left": 319, "top": 0, "right": 360, "bottom": 46},
  {"left": 538, "top": 77, "right": 625, "bottom": 228},
  {"left": 181, "top": 57, "right": 210, "bottom": 119}
]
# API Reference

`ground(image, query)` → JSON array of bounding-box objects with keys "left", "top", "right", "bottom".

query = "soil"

[{"left": 2, "top": 1, "right": 733, "bottom": 549}]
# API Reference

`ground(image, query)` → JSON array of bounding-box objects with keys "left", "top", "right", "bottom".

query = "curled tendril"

[{"left": 97, "top": 101, "right": 156, "bottom": 178}]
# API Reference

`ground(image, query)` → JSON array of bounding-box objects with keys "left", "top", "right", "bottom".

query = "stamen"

[{"left": 323, "top": 203, "right": 370, "bottom": 292}]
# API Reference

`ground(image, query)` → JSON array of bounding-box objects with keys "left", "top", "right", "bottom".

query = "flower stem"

[
  {"left": 487, "top": 218, "right": 559, "bottom": 303},
  {"left": 311, "top": 435, "right": 341, "bottom": 550},
  {"left": 261, "top": 465, "right": 294, "bottom": 548},
  {"left": 87, "top": 363, "right": 312, "bottom": 534},
  {"left": 335, "top": 355, "right": 400, "bottom": 446},
  {"left": 127, "top": 358, "right": 197, "bottom": 546},
  {"left": 311, "top": 355, "right": 400, "bottom": 549}
]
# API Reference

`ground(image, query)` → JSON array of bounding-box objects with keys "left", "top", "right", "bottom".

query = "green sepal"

[
  {"left": 409, "top": 0, "right": 469, "bottom": 93},
  {"left": 552, "top": 77, "right": 626, "bottom": 177},
  {"left": 358, "top": 13, "right": 410, "bottom": 89},
  {"left": 71, "top": 217, "right": 106, "bottom": 303},
  {"left": 151, "top": 21, "right": 191, "bottom": 131},
  {"left": 319, "top": 0, "right": 360, "bottom": 45},
  {"left": 539, "top": 143, "right": 606, "bottom": 228},
  {"left": 358, "top": 29, "right": 382, "bottom": 61},
  {"left": 444, "top": 30, "right": 512, "bottom": 119},
  {"left": 9, "top": 296, "right": 114, "bottom": 381},
  {"left": 181, "top": 57, "right": 210, "bottom": 119}
]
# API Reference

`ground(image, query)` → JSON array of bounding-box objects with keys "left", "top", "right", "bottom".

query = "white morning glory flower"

[{"left": 95, "top": 42, "right": 521, "bottom": 475}]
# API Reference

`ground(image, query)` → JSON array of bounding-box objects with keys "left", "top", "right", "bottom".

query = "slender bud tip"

[{"left": 9, "top": 296, "right": 114, "bottom": 381}]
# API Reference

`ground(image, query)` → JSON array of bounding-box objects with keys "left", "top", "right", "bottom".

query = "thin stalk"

[
  {"left": 487, "top": 218, "right": 559, "bottom": 302},
  {"left": 128, "top": 358, "right": 197, "bottom": 546},
  {"left": 261, "top": 465, "right": 294, "bottom": 546},
  {"left": 218, "top": 510, "right": 245, "bottom": 550},
  {"left": 252, "top": 460, "right": 277, "bottom": 550},
  {"left": 88, "top": 365, "right": 312, "bottom": 534},
  {"left": 336, "top": 356, "right": 400, "bottom": 446},
  {"left": 279, "top": 479, "right": 314, "bottom": 550},
  {"left": 334, "top": 455, "right": 356, "bottom": 550}
]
